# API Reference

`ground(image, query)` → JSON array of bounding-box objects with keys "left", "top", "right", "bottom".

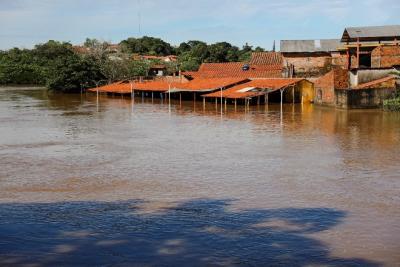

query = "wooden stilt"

[{"left": 292, "top": 85, "right": 295, "bottom": 104}]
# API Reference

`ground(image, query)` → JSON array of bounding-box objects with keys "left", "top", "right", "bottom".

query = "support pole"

[
  {"left": 357, "top": 41, "right": 360, "bottom": 68},
  {"left": 220, "top": 87, "right": 223, "bottom": 114},
  {"left": 203, "top": 97, "right": 205, "bottom": 109},
  {"left": 257, "top": 96, "right": 260, "bottom": 105},
  {"left": 168, "top": 84, "right": 171, "bottom": 113},
  {"left": 280, "top": 88, "right": 284, "bottom": 125},
  {"left": 292, "top": 85, "right": 295, "bottom": 104},
  {"left": 234, "top": 98, "right": 237, "bottom": 110}
]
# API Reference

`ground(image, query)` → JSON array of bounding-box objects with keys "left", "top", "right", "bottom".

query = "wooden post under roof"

[{"left": 356, "top": 37, "right": 360, "bottom": 68}]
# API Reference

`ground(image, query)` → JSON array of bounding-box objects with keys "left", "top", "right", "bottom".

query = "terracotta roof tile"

[
  {"left": 188, "top": 62, "right": 282, "bottom": 79},
  {"left": 353, "top": 75, "right": 397, "bottom": 89},
  {"left": 88, "top": 81, "right": 131, "bottom": 94},
  {"left": 249, "top": 52, "right": 283, "bottom": 66},
  {"left": 88, "top": 77, "right": 249, "bottom": 94},
  {"left": 202, "top": 78, "right": 304, "bottom": 99}
]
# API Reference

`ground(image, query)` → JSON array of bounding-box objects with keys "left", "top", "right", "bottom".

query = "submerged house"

[
  {"left": 202, "top": 78, "right": 314, "bottom": 106},
  {"left": 89, "top": 26, "right": 400, "bottom": 109},
  {"left": 306, "top": 25, "right": 400, "bottom": 108}
]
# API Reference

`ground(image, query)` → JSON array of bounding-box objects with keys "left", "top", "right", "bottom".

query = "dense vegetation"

[
  {"left": 383, "top": 71, "right": 400, "bottom": 111},
  {"left": 0, "top": 36, "right": 266, "bottom": 92}
]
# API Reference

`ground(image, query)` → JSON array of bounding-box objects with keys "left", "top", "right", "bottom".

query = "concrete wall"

[
  {"left": 335, "top": 88, "right": 395, "bottom": 109},
  {"left": 300, "top": 80, "right": 315, "bottom": 103},
  {"left": 349, "top": 69, "right": 395, "bottom": 86}
]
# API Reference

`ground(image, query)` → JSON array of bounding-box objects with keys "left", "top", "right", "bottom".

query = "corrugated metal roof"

[
  {"left": 280, "top": 39, "right": 341, "bottom": 53},
  {"left": 341, "top": 25, "right": 400, "bottom": 42}
]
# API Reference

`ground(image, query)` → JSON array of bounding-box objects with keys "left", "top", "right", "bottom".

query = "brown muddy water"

[{"left": 0, "top": 87, "right": 399, "bottom": 266}]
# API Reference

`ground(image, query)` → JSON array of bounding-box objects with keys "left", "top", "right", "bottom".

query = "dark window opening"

[{"left": 359, "top": 54, "right": 371, "bottom": 68}]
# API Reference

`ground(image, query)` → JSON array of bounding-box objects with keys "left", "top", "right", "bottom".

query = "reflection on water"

[{"left": 0, "top": 87, "right": 399, "bottom": 266}]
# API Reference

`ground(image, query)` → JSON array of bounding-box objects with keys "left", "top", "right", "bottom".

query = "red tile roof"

[
  {"left": 188, "top": 62, "right": 282, "bottom": 79},
  {"left": 353, "top": 75, "right": 397, "bottom": 89},
  {"left": 88, "top": 78, "right": 249, "bottom": 94},
  {"left": 249, "top": 52, "right": 283, "bottom": 66},
  {"left": 88, "top": 81, "right": 131, "bottom": 94},
  {"left": 171, "top": 77, "right": 249, "bottom": 92},
  {"left": 202, "top": 78, "right": 304, "bottom": 99}
]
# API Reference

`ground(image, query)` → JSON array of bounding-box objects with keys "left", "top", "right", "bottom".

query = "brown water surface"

[{"left": 0, "top": 87, "right": 399, "bottom": 266}]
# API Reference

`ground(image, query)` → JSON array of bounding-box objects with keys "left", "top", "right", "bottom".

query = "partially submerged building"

[
  {"left": 280, "top": 39, "right": 345, "bottom": 77},
  {"left": 202, "top": 78, "right": 314, "bottom": 106},
  {"left": 305, "top": 25, "right": 400, "bottom": 108},
  {"left": 88, "top": 26, "right": 400, "bottom": 109}
]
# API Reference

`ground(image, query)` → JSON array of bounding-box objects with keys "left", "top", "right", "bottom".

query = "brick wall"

[
  {"left": 371, "top": 45, "right": 400, "bottom": 68},
  {"left": 282, "top": 54, "right": 332, "bottom": 77},
  {"left": 313, "top": 68, "right": 349, "bottom": 105},
  {"left": 333, "top": 68, "right": 349, "bottom": 89},
  {"left": 314, "top": 70, "right": 335, "bottom": 105},
  {"left": 331, "top": 52, "right": 347, "bottom": 68}
]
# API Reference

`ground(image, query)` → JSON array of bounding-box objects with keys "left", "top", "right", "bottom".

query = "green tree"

[
  {"left": 46, "top": 54, "right": 104, "bottom": 92},
  {"left": 120, "top": 36, "right": 174, "bottom": 56}
]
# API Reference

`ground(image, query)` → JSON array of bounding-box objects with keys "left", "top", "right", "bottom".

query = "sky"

[{"left": 0, "top": 0, "right": 399, "bottom": 50}]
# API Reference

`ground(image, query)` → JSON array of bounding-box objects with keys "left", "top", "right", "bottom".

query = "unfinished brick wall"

[
  {"left": 282, "top": 54, "right": 332, "bottom": 77},
  {"left": 331, "top": 52, "right": 347, "bottom": 68},
  {"left": 333, "top": 68, "right": 349, "bottom": 89},
  {"left": 371, "top": 45, "right": 400, "bottom": 68},
  {"left": 314, "top": 70, "right": 335, "bottom": 105},
  {"left": 313, "top": 68, "right": 349, "bottom": 105}
]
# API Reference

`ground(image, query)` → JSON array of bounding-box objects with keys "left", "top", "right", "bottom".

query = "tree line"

[{"left": 0, "top": 36, "right": 266, "bottom": 92}]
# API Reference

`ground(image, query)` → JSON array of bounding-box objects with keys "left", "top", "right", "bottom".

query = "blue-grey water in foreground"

[{"left": 0, "top": 87, "right": 399, "bottom": 266}]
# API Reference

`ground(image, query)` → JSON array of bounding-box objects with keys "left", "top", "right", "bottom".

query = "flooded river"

[{"left": 0, "top": 87, "right": 399, "bottom": 266}]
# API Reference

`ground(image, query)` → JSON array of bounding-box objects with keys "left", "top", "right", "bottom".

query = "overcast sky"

[{"left": 0, "top": 0, "right": 399, "bottom": 50}]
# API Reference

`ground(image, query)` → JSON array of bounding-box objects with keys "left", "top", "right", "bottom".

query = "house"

[
  {"left": 183, "top": 52, "right": 283, "bottom": 79},
  {"left": 280, "top": 39, "right": 345, "bottom": 77},
  {"left": 202, "top": 78, "right": 314, "bottom": 106},
  {"left": 339, "top": 25, "right": 400, "bottom": 69}
]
